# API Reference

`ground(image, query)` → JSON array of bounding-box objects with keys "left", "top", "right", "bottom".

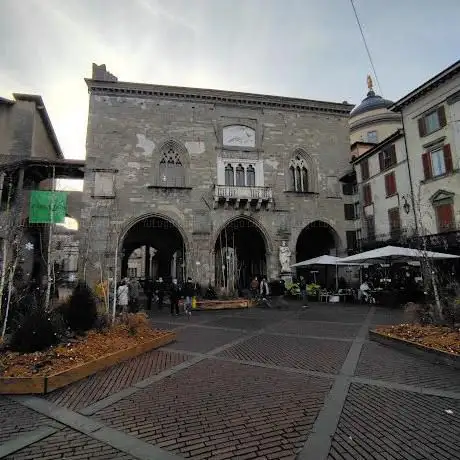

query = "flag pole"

[{"left": 44, "top": 167, "right": 55, "bottom": 310}]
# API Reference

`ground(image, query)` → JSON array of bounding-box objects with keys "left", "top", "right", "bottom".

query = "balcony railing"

[{"left": 214, "top": 185, "right": 273, "bottom": 209}]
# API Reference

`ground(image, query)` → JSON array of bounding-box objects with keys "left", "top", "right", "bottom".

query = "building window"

[
  {"left": 388, "top": 207, "right": 401, "bottom": 239},
  {"left": 342, "top": 183, "right": 357, "bottom": 196},
  {"left": 384, "top": 172, "right": 397, "bottom": 197},
  {"left": 225, "top": 164, "right": 234, "bottom": 186},
  {"left": 435, "top": 203, "right": 455, "bottom": 233},
  {"left": 379, "top": 145, "right": 397, "bottom": 171},
  {"left": 365, "top": 215, "right": 375, "bottom": 240},
  {"left": 367, "top": 131, "right": 378, "bottom": 143},
  {"left": 246, "top": 165, "right": 255, "bottom": 186},
  {"left": 235, "top": 164, "right": 245, "bottom": 186},
  {"left": 159, "top": 143, "right": 185, "bottom": 187},
  {"left": 346, "top": 230, "right": 358, "bottom": 251},
  {"left": 418, "top": 106, "right": 447, "bottom": 137},
  {"left": 93, "top": 172, "right": 115, "bottom": 197},
  {"left": 289, "top": 156, "right": 309, "bottom": 192},
  {"left": 360, "top": 160, "right": 370, "bottom": 181},
  {"left": 363, "top": 184, "right": 372, "bottom": 206},
  {"left": 344, "top": 204, "right": 356, "bottom": 220},
  {"left": 422, "top": 144, "right": 453, "bottom": 180}
]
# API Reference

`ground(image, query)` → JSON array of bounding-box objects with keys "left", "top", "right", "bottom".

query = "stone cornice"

[
  {"left": 349, "top": 113, "right": 402, "bottom": 133},
  {"left": 85, "top": 79, "right": 354, "bottom": 116}
]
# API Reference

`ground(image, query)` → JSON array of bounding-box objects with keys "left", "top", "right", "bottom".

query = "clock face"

[{"left": 223, "top": 125, "right": 255, "bottom": 147}]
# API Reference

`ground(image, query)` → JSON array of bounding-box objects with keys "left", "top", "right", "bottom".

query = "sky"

[{"left": 1, "top": 0, "right": 459, "bottom": 167}]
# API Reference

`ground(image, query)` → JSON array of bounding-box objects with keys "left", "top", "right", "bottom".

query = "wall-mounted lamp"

[{"left": 402, "top": 196, "right": 411, "bottom": 215}]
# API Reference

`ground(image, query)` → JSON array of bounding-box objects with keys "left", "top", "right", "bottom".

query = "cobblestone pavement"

[{"left": 1, "top": 303, "right": 459, "bottom": 460}]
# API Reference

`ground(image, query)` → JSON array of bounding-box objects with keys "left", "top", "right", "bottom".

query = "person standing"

[
  {"left": 299, "top": 276, "right": 307, "bottom": 301},
  {"left": 170, "top": 278, "right": 180, "bottom": 316},
  {"left": 117, "top": 279, "right": 129, "bottom": 314},
  {"left": 128, "top": 277, "right": 142, "bottom": 313},
  {"left": 183, "top": 277, "right": 195, "bottom": 317},
  {"left": 144, "top": 278, "right": 154, "bottom": 310},
  {"left": 250, "top": 277, "right": 259, "bottom": 299}
]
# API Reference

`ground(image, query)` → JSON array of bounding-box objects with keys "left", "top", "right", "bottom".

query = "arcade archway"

[
  {"left": 296, "top": 221, "right": 339, "bottom": 285},
  {"left": 214, "top": 218, "right": 267, "bottom": 292},
  {"left": 121, "top": 216, "right": 186, "bottom": 282}
]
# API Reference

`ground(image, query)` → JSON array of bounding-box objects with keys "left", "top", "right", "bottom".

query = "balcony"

[{"left": 214, "top": 185, "right": 273, "bottom": 210}]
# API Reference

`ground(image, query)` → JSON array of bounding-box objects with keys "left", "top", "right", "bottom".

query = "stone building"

[{"left": 80, "top": 64, "right": 354, "bottom": 288}]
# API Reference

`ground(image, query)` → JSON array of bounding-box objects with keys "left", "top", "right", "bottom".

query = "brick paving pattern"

[
  {"left": 4, "top": 427, "right": 137, "bottom": 460},
  {"left": 163, "top": 326, "right": 246, "bottom": 353},
  {"left": 218, "top": 333, "right": 351, "bottom": 374},
  {"left": 94, "top": 359, "right": 332, "bottom": 459},
  {"left": 43, "top": 349, "right": 191, "bottom": 410},
  {"left": 355, "top": 342, "right": 460, "bottom": 392},
  {"left": 327, "top": 383, "right": 460, "bottom": 460},
  {"left": 0, "top": 396, "right": 59, "bottom": 444},
  {"left": 267, "top": 320, "right": 360, "bottom": 338}
]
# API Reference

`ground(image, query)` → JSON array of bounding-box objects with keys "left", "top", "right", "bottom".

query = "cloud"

[{"left": 1, "top": 0, "right": 459, "bottom": 166}]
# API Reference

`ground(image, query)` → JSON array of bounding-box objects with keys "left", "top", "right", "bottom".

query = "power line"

[{"left": 349, "top": 0, "right": 383, "bottom": 96}]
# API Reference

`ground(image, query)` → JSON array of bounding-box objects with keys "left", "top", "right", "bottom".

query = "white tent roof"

[
  {"left": 339, "top": 245, "right": 460, "bottom": 264},
  {"left": 291, "top": 255, "right": 360, "bottom": 268}
]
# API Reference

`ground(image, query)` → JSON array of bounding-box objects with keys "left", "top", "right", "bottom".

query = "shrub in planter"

[
  {"left": 93, "top": 313, "right": 111, "bottom": 333},
  {"left": 10, "top": 306, "right": 60, "bottom": 353},
  {"left": 63, "top": 282, "right": 98, "bottom": 333},
  {"left": 443, "top": 299, "right": 460, "bottom": 329}
]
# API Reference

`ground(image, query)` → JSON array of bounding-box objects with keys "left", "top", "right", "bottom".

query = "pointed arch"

[
  {"left": 157, "top": 139, "right": 188, "bottom": 187},
  {"left": 288, "top": 149, "right": 318, "bottom": 193}
]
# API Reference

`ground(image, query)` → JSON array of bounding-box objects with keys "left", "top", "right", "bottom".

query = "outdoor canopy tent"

[
  {"left": 339, "top": 245, "right": 460, "bottom": 264},
  {"left": 291, "top": 255, "right": 361, "bottom": 290}
]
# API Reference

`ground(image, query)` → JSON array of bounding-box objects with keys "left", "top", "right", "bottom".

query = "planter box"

[
  {"left": 369, "top": 330, "right": 460, "bottom": 370},
  {"left": 0, "top": 331, "right": 176, "bottom": 395},
  {"left": 194, "top": 299, "right": 250, "bottom": 310}
]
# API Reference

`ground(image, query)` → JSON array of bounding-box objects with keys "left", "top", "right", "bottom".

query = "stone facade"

[{"left": 80, "top": 65, "right": 354, "bottom": 287}]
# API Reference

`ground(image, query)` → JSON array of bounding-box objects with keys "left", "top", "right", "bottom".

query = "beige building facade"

[{"left": 80, "top": 64, "right": 354, "bottom": 288}]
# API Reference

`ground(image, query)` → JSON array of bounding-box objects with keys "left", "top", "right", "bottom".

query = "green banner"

[{"left": 29, "top": 191, "right": 67, "bottom": 224}]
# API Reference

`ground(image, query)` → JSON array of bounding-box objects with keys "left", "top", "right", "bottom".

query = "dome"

[{"left": 350, "top": 89, "right": 394, "bottom": 117}]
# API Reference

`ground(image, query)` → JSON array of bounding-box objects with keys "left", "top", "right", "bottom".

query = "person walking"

[
  {"left": 117, "top": 279, "right": 129, "bottom": 314},
  {"left": 155, "top": 277, "right": 165, "bottom": 310},
  {"left": 250, "top": 277, "right": 259, "bottom": 300},
  {"left": 170, "top": 278, "right": 180, "bottom": 316},
  {"left": 259, "top": 277, "right": 271, "bottom": 308},
  {"left": 128, "top": 277, "right": 142, "bottom": 313},
  {"left": 299, "top": 276, "right": 307, "bottom": 301},
  {"left": 183, "top": 277, "right": 195, "bottom": 318}
]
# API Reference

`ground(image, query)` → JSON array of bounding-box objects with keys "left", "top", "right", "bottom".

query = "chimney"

[{"left": 92, "top": 63, "right": 118, "bottom": 82}]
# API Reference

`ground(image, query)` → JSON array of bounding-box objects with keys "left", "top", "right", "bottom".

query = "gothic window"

[
  {"left": 225, "top": 164, "right": 234, "bottom": 186},
  {"left": 235, "top": 164, "right": 245, "bottom": 186},
  {"left": 159, "top": 142, "right": 185, "bottom": 187},
  {"left": 289, "top": 151, "right": 316, "bottom": 193},
  {"left": 247, "top": 165, "right": 255, "bottom": 186}
]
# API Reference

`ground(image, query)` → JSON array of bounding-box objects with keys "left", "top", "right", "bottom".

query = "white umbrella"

[
  {"left": 291, "top": 255, "right": 361, "bottom": 290},
  {"left": 339, "top": 245, "right": 460, "bottom": 264}
]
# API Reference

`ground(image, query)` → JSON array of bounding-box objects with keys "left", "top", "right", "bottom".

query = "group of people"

[{"left": 116, "top": 276, "right": 198, "bottom": 317}]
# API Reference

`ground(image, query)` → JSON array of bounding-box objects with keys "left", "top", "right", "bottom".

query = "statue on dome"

[{"left": 367, "top": 75, "right": 373, "bottom": 90}]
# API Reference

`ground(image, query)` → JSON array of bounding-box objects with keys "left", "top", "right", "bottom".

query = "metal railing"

[{"left": 214, "top": 185, "right": 273, "bottom": 200}]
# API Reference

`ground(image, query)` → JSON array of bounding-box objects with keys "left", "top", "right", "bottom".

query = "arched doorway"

[
  {"left": 121, "top": 216, "right": 186, "bottom": 283},
  {"left": 214, "top": 218, "right": 267, "bottom": 293},
  {"left": 296, "top": 221, "right": 339, "bottom": 286}
]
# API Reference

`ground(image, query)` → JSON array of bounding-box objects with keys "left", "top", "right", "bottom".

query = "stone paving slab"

[
  {"left": 0, "top": 396, "right": 62, "bottom": 445},
  {"left": 327, "top": 383, "right": 460, "bottom": 460},
  {"left": 4, "top": 426, "right": 137, "bottom": 460},
  {"left": 370, "top": 307, "right": 406, "bottom": 326},
  {"left": 203, "top": 316, "right": 275, "bottom": 331},
  {"left": 355, "top": 342, "right": 460, "bottom": 393},
  {"left": 217, "top": 334, "right": 352, "bottom": 374},
  {"left": 42, "top": 350, "right": 191, "bottom": 411},
  {"left": 267, "top": 320, "right": 361, "bottom": 338},
  {"left": 296, "top": 307, "right": 369, "bottom": 324},
  {"left": 93, "top": 359, "right": 332, "bottom": 459},
  {"left": 162, "top": 326, "right": 247, "bottom": 353}
]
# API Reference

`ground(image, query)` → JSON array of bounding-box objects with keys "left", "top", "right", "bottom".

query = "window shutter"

[
  {"left": 384, "top": 174, "right": 390, "bottom": 196},
  {"left": 418, "top": 118, "right": 427, "bottom": 137},
  {"left": 436, "top": 204, "right": 454, "bottom": 232},
  {"left": 438, "top": 106, "right": 447, "bottom": 128},
  {"left": 388, "top": 144, "right": 397, "bottom": 165},
  {"left": 443, "top": 144, "right": 453, "bottom": 173},
  {"left": 422, "top": 152, "right": 432, "bottom": 180},
  {"left": 379, "top": 152, "right": 384, "bottom": 171},
  {"left": 390, "top": 172, "right": 397, "bottom": 195}
]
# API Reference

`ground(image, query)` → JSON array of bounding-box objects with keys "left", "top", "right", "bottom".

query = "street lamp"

[{"left": 402, "top": 196, "right": 411, "bottom": 215}]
